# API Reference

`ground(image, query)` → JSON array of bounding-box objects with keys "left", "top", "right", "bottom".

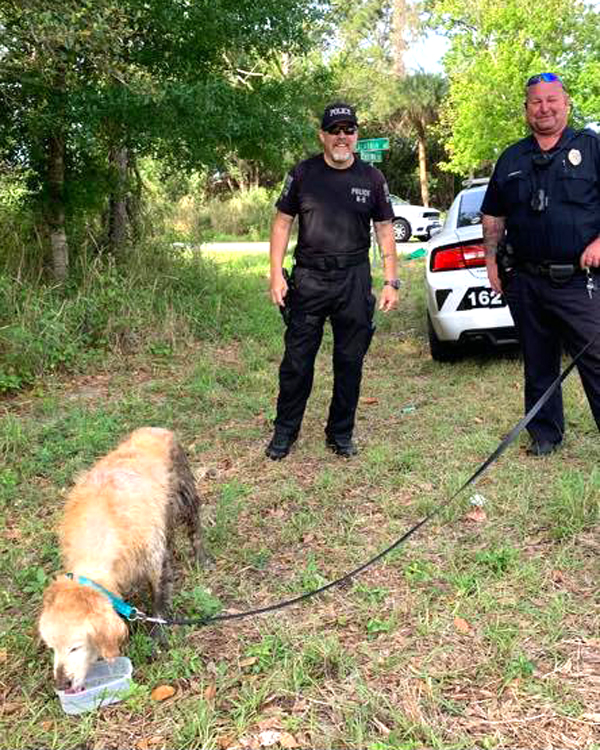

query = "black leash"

[{"left": 142, "top": 334, "right": 598, "bottom": 629}]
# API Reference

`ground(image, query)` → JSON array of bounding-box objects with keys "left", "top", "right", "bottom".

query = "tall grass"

[
  {"left": 0, "top": 242, "right": 277, "bottom": 394},
  {"left": 176, "top": 186, "right": 276, "bottom": 241}
]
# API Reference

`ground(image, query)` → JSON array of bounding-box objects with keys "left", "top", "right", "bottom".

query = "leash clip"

[{"left": 127, "top": 607, "right": 145, "bottom": 622}]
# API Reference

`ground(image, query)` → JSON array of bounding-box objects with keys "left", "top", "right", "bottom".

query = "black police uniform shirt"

[
  {"left": 276, "top": 154, "right": 394, "bottom": 258},
  {"left": 481, "top": 127, "right": 600, "bottom": 263}
]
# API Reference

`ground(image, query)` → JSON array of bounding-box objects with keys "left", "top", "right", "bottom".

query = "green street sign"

[
  {"left": 357, "top": 137, "right": 389, "bottom": 152},
  {"left": 360, "top": 150, "right": 383, "bottom": 163}
]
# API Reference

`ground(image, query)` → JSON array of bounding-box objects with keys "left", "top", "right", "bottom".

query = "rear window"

[{"left": 457, "top": 189, "right": 485, "bottom": 228}]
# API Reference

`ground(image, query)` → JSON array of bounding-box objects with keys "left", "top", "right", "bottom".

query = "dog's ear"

[{"left": 90, "top": 607, "right": 129, "bottom": 660}]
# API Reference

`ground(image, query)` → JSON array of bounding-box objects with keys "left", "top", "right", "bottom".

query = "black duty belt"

[
  {"left": 520, "top": 261, "right": 588, "bottom": 282},
  {"left": 295, "top": 252, "right": 369, "bottom": 271}
]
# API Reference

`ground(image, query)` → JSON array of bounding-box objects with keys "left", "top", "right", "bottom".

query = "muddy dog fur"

[{"left": 39, "top": 427, "right": 211, "bottom": 691}]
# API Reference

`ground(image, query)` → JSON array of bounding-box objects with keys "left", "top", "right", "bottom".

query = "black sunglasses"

[
  {"left": 526, "top": 72, "right": 564, "bottom": 87},
  {"left": 326, "top": 125, "right": 357, "bottom": 135}
]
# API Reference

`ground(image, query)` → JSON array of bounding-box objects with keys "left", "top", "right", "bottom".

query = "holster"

[
  {"left": 279, "top": 268, "right": 294, "bottom": 327},
  {"left": 496, "top": 239, "right": 516, "bottom": 289}
]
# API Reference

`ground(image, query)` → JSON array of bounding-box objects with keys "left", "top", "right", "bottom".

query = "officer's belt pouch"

[
  {"left": 547, "top": 264, "right": 575, "bottom": 284},
  {"left": 522, "top": 261, "right": 576, "bottom": 284}
]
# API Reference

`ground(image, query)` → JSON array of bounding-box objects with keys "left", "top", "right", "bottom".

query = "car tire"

[
  {"left": 427, "top": 313, "right": 462, "bottom": 362},
  {"left": 393, "top": 218, "right": 411, "bottom": 243}
]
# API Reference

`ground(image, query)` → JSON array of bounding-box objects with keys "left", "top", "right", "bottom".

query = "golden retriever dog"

[{"left": 39, "top": 427, "right": 210, "bottom": 691}]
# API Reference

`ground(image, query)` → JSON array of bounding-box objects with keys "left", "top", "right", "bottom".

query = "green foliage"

[
  {"left": 0, "top": 0, "right": 327, "bottom": 273},
  {"left": 546, "top": 468, "right": 600, "bottom": 539},
  {"left": 183, "top": 187, "right": 277, "bottom": 242},
  {"left": 173, "top": 586, "right": 223, "bottom": 620},
  {"left": 427, "top": 0, "right": 600, "bottom": 172},
  {"left": 0, "top": 241, "right": 277, "bottom": 394}
]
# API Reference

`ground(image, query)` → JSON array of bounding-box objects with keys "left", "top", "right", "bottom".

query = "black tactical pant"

[
  {"left": 274, "top": 261, "right": 376, "bottom": 440},
  {"left": 505, "top": 269, "right": 600, "bottom": 444}
]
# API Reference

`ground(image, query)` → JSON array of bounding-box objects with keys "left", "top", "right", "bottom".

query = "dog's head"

[{"left": 38, "top": 577, "right": 129, "bottom": 691}]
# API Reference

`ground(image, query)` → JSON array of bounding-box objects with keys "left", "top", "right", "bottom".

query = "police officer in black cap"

[
  {"left": 265, "top": 102, "right": 398, "bottom": 460},
  {"left": 482, "top": 73, "right": 600, "bottom": 456}
]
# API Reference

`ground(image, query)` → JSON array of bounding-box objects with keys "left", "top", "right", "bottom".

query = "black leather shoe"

[
  {"left": 265, "top": 431, "right": 297, "bottom": 460},
  {"left": 526, "top": 440, "right": 561, "bottom": 456},
  {"left": 326, "top": 435, "right": 358, "bottom": 458}
]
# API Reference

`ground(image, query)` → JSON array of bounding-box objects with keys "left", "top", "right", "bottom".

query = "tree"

[
  {"left": 378, "top": 72, "right": 447, "bottom": 205},
  {"left": 0, "top": 0, "right": 322, "bottom": 279},
  {"left": 426, "top": 0, "right": 600, "bottom": 174},
  {"left": 318, "top": 1, "right": 448, "bottom": 205}
]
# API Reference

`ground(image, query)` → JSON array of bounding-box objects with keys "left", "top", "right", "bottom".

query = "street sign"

[
  {"left": 360, "top": 150, "right": 383, "bottom": 163},
  {"left": 357, "top": 137, "right": 390, "bottom": 152}
]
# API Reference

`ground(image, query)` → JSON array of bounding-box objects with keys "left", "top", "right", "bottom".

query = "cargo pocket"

[{"left": 364, "top": 292, "right": 377, "bottom": 355}]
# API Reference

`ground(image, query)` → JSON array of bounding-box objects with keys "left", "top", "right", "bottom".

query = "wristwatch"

[{"left": 383, "top": 279, "right": 401, "bottom": 290}]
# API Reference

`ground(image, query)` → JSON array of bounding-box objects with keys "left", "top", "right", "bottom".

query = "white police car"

[
  {"left": 391, "top": 195, "right": 442, "bottom": 242},
  {"left": 425, "top": 180, "right": 518, "bottom": 361}
]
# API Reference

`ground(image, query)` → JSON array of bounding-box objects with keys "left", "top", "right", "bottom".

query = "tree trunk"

[
  {"left": 108, "top": 146, "right": 129, "bottom": 253},
  {"left": 391, "top": 0, "right": 408, "bottom": 79},
  {"left": 417, "top": 134, "right": 430, "bottom": 207},
  {"left": 47, "top": 133, "right": 69, "bottom": 282},
  {"left": 126, "top": 154, "right": 143, "bottom": 243}
]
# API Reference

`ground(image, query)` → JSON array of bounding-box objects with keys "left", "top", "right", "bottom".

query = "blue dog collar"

[{"left": 66, "top": 574, "right": 139, "bottom": 621}]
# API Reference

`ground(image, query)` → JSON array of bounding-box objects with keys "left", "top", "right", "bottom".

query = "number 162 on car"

[{"left": 458, "top": 287, "right": 507, "bottom": 310}]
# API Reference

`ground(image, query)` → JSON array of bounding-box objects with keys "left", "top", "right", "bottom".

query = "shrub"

[
  {"left": 0, "top": 240, "right": 276, "bottom": 394},
  {"left": 180, "top": 186, "right": 276, "bottom": 241}
]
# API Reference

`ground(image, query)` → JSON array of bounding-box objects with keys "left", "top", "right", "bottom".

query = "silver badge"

[{"left": 568, "top": 148, "right": 582, "bottom": 166}]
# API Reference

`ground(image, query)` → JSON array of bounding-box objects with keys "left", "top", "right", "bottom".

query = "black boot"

[
  {"left": 265, "top": 430, "right": 297, "bottom": 460},
  {"left": 325, "top": 434, "right": 358, "bottom": 458}
]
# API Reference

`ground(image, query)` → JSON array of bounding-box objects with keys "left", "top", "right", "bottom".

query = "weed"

[
  {"left": 546, "top": 468, "right": 599, "bottom": 540},
  {"left": 209, "top": 480, "right": 249, "bottom": 549},
  {"left": 173, "top": 585, "right": 223, "bottom": 619},
  {"left": 244, "top": 633, "right": 288, "bottom": 673},
  {"left": 474, "top": 545, "right": 519, "bottom": 576},
  {"left": 366, "top": 615, "right": 397, "bottom": 638},
  {"left": 353, "top": 582, "right": 391, "bottom": 605},
  {"left": 171, "top": 697, "right": 218, "bottom": 748},
  {"left": 294, "top": 554, "right": 328, "bottom": 592}
]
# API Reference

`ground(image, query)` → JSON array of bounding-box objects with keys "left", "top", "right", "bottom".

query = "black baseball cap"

[{"left": 321, "top": 102, "right": 359, "bottom": 130}]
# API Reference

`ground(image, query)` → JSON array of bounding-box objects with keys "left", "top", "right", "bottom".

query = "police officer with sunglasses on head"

[
  {"left": 265, "top": 102, "right": 398, "bottom": 460},
  {"left": 482, "top": 73, "right": 600, "bottom": 456}
]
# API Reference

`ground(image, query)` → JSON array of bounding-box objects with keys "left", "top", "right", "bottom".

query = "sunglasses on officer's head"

[
  {"left": 526, "top": 72, "right": 564, "bottom": 87},
  {"left": 326, "top": 125, "right": 357, "bottom": 135}
]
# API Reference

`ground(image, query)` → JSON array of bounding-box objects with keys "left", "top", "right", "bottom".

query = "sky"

[{"left": 404, "top": 32, "right": 449, "bottom": 73}]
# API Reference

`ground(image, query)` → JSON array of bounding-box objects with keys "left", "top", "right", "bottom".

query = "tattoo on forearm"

[{"left": 482, "top": 215, "right": 506, "bottom": 258}]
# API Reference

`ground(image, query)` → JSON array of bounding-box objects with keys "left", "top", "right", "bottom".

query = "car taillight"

[{"left": 431, "top": 244, "right": 486, "bottom": 272}]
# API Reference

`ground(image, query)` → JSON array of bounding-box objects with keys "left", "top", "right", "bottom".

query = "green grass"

[{"left": 1, "top": 250, "right": 599, "bottom": 749}]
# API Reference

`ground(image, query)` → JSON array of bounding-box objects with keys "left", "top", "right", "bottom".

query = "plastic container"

[{"left": 56, "top": 657, "right": 133, "bottom": 715}]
